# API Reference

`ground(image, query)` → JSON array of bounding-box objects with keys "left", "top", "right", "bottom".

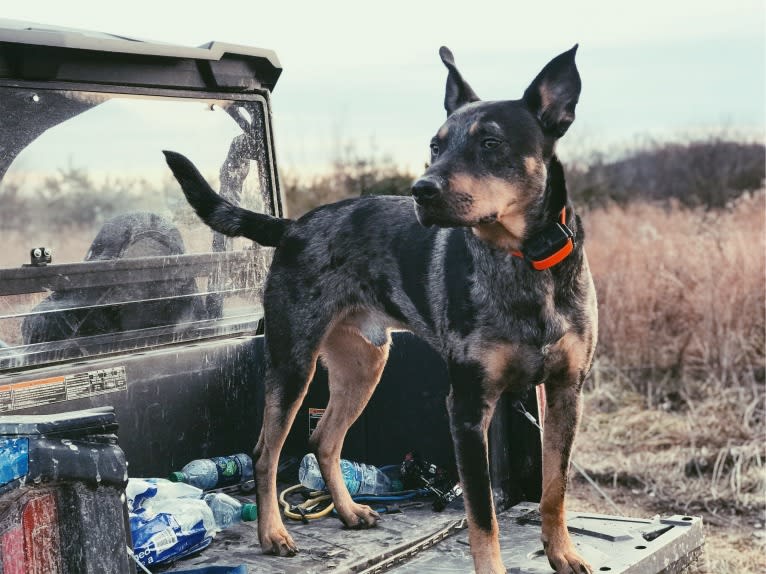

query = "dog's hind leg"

[
  {"left": 309, "top": 319, "right": 390, "bottom": 528},
  {"left": 254, "top": 341, "right": 318, "bottom": 556}
]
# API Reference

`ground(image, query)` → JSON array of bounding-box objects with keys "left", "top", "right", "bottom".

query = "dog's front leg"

[
  {"left": 540, "top": 380, "right": 592, "bottom": 574},
  {"left": 447, "top": 363, "right": 505, "bottom": 574}
]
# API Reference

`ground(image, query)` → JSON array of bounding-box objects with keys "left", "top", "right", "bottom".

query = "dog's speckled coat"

[{"left": 164, "top": 45, "right": 597, "bottom": 574}]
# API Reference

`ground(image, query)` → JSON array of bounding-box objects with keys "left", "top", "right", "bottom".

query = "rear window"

[{"left": 0, "top": 87, "right": 278, "bottom": 370}]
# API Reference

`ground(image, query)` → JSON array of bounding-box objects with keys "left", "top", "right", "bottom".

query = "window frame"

[{"left": 0, "top": 81, "right": 282, "bottom": 371}]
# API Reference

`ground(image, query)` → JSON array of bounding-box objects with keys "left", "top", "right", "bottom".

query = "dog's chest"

[
  {"left": 477, "top": 326, "right": 577, "bottom": 389},
  {"left": 485, "top": 291, "right": 595, "bottom": 389},
  {"left": 450, "top": 288, "right": 574, "bottom": 386}
]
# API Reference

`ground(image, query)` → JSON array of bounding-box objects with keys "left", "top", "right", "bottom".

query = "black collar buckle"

[{"left": 520, "top": 221, "right": 575, "bottom": 271}]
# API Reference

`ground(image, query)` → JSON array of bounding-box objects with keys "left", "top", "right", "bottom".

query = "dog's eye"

[
  {"left": 429, "top": 143, "right": 440, "bottom": 155},
  {"left": 481, "top": 138, "right": 502, "bottom": 150}
]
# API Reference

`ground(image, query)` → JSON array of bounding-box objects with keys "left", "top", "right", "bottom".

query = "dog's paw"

[
  {"left": 259, "top": 524, "right": 298, "bottom": 557},
  {"left": 474, "top": 561, "right": 507, "bottom": 574},
  {"left": 545, "top": 546, "right": 592, "bottom": 574},
  {"left": 338, "top": 502, "right": 381, "bottom": 529},
  {"left": 542, "top": 524, "right": 592, "bottom": 574}
]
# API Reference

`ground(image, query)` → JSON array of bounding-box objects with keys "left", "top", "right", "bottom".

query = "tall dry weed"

[
  {"left": 576, "top": 193, "right": 766, "bottom": 519},
  {"left": 583, "top": 193, "right": 766, "bottom": 403}
]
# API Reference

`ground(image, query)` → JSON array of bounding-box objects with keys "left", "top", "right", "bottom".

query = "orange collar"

[{"left": 510, "top": 208, "right": 574, "bottom": 270}]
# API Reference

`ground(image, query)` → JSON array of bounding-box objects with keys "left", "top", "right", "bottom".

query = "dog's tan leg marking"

[
  {"left": 480, "top": 342, "right": 516, "bottom": 383},
  {"left": 311, "top": 321, "right": 390, "bottom": 528},
  {"left": 540, "top": 332, "right": 593, "bottom": 574},
  {"left": 467, "top": 525, "right": 505, "bottom": 574},
  {"left": 254, "top": 357, "right": 318, "bottom": 556}
]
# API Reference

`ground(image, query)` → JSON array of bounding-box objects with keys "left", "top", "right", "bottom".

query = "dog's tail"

[{"left": 163, "top": 150, "right": 290, "bottom": 247}]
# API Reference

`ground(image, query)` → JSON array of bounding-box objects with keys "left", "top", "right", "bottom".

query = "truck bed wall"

[{"left": 0, "top": 333, "right": 542, "bottom": 507}]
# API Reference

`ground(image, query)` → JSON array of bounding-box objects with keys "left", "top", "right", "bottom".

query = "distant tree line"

[
  {"left": 2, "top": 138, "right": 762, "bottom": 231},
  {"left": 0, "top": 165, "right": 195, "bottom": 232},
  {"left": 567, "top": 138, "right": 765, "bottom": 208},
  {"left": 283, "top": 137, "right": 764, "bottom": 216}
]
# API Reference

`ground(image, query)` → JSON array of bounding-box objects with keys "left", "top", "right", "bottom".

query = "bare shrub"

[{"left": 282, "top": 145, "right": 415, "bottom": 217}]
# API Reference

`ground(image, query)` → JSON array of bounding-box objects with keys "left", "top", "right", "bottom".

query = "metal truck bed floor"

[
  {"left": 162, "top": 505, "right": 466, "bottom": 573},
  {"left": 162, "top": 499, "right": 704, "bottom": 574}
]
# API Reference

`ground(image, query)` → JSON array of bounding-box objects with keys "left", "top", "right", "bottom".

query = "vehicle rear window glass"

[{"left": 0, "top": 88, "right": 276, "bottom": 370}]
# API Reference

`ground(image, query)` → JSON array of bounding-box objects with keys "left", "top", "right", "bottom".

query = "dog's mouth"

[
  {"left": 414, "top": 201, "right": 498, "bottom": 229},
  {"left": 414, "top": 201, "right": 458, "bottom": 228},
  {"left": 414, "top": 204, "right": 444, "bottom": 227},
  {"left": 477, "top": 213, "right": 498, "bottom": 224}
]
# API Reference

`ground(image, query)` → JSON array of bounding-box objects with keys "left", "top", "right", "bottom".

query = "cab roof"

[{"left": 0, "top": 19, "right": 282, "bottom": 92}]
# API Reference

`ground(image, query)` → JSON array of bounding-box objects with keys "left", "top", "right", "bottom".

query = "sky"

[{"left": 2, "top": 1, "right": 764, "bottom": 175}]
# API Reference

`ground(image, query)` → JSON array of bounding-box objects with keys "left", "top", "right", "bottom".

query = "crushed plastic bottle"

[
  {"left": 127, "top": 480, "right": 257, "bottom": 567},
  {"left": 126, "top": 477, "right": 202, "bottom": 512},
  {"left": 203, "top": 492, "right": 257, "bottom": 529},
  {"left": 169, "top": 453, "right": 253, "bottom": 489},
  {"left": 299, "top": 453, "right": 392, "bottom": 495},
  {"left": 130, "top": 498, "right": 216, "bottom": 567}
]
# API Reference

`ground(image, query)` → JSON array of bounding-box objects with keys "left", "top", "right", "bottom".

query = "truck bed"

[{"left": 162, "top": 492, "right": 704, "bottom": 574}]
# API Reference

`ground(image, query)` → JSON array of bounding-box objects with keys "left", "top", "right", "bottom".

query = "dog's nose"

[{"left": 411, "top": 178, "right": 441, "bottom": 204}]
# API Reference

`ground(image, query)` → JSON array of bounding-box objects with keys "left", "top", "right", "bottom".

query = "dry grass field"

[{"left": 571, "top": 193, "right": 766, "bottom": 573}]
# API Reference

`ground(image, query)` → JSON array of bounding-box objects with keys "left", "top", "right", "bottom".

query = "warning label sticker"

[
  {"left": 0, "top": 367, "right": 127, "bottom": 412},
  {"left": 308, "top": 407, "right": 325, "bottom": 437}
]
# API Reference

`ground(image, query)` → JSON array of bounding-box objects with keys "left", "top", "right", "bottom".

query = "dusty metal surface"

[
  {"left": 395, "top": 502, "right": 705, "bottom": 574},
  {"left": 161, "top": 500, "right": 704, "bottom": 574},
  {"left": 161, "top": 498, "right": 467, "bottom": 573}
]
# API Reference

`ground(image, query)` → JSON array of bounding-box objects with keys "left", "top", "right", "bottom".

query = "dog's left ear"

[
  {"left": 522, "top": 45, "right": 581, "bottom": 138},
  {"left": 440, "top": 46, "right": 480, "bottom": 116}
]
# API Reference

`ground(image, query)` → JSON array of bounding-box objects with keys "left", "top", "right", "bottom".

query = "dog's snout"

[{"left": 411, "top": 179, "right": 442, "bottom": 204}]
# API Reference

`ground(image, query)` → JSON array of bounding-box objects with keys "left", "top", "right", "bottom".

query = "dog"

[{"left": 163, "top": 44, "right": 597, "bottom": 574}]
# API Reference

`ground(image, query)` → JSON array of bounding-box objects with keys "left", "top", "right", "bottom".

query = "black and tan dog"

[{"left": 164, "top": 45, "right": 597, "bottom": 574}]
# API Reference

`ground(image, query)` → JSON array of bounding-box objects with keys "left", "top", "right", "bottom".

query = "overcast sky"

[{"left": 3, "top": 1, "right": 764, "bottom": 174}]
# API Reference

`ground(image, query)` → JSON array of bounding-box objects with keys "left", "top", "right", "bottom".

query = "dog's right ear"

[
  {"left": 522, "top": 45, "right": 581, "bottom": 138},
  {"left": 440, "top": 46, "right": 480, "bottom": 116}
]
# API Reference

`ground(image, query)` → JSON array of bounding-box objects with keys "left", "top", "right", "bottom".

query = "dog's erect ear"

[
  {"left": 522, "top": 45, "right": 581, "bottom": 138},
  {"left": 440, "top": 46, "right": 480, "bottom": 116}
]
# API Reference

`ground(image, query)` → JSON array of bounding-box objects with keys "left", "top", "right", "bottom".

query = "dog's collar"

[{"left": 510, "top": 207, "right": 574, "bottom": 270}]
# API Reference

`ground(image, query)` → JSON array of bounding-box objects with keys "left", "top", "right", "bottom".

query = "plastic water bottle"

[
  {"left": 298, "top": 453, "right": 392, "bottom": 495},
  {"left": 203, "top": 492, "right": 258, "bottom": 529},
  {"left": 169, "top": 453, "right": 253, "bottom": 489},
  {"left": 126, "top": 478, "right": 203, "bottom": 512}
]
